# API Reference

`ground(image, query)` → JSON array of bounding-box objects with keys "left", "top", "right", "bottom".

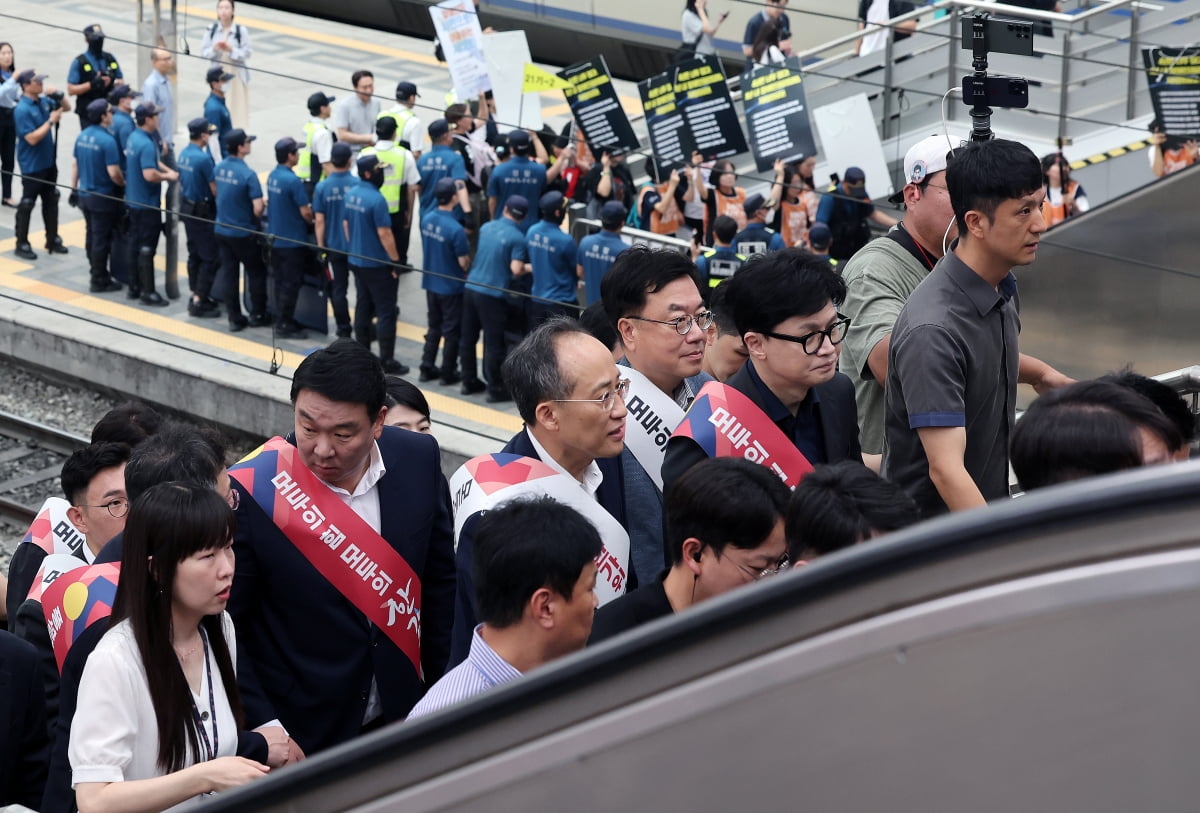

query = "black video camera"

[{"left": 45, "top": 90, "right": 65, "bottom": 111}]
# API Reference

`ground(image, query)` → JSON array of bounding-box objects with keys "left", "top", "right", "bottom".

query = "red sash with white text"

[
  {"left": 19, "top": 497, "right": 92, "bottom": 562},
  {"left": 228, "top": 437, "right": 423, "bottom": 676},
  {"left": 672, "top": 381, "right": 814, "bottom": 488},
  {"left": 40, "top": 562, "right": 121, "bottom": 671}
]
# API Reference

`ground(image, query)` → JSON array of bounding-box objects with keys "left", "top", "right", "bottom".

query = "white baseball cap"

[{"left": 890, "top": 134, "right": 960, "bottom": 203}]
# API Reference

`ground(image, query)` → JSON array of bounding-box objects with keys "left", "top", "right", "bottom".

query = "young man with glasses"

[
  {"left": 663, "top": 249, "right": 863, "bottom": 490},
  {"left": 446, "top": 318, "right": 630, "bottom": 666},
  {"left": 590, "top": 457, "right": 789, "bottom": 644},
  {"left": 601, "top": 246, "right": 714, "bottom": 589},
  {"left": 883, "top": 138, "right": 1072, "bottom": 518}
]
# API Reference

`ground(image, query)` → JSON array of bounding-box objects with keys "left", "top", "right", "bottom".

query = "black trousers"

[
  {"left": 216, "top": 234, "right": 268, "bottom": 318},
  {"left": 181, "top": 200, "right": 218, "bottom": 298},
  {"left": 271, "top": 246, "right": 307, "bottom": 325},
  {"left": 0, "top": 106, "right": 14, "bottom": 200},
  {"left": 326, "top": 253, "right": 351, "bottom": 334},
  {"left": 351, "top": 264, "right": 399, "bottom": 363},
  {"left": 80, "top": 194, "right": 119, "bottom": 275},
  {"left": 128, "top": 206, "right": 161, "bottom": 253},
  {"left": 420, "top": 291, "right": 462, "bottom": 377},
  {"left": 19, "top": 165, "right": 59, "bottom": 242},
  {"left": 390, "top": 207, "right": 412, "bottom": 267},
  {"left": 461, "top": 289, "right": 508, "bottom": 395}
]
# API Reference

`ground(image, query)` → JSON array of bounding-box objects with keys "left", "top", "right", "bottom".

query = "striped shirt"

[{"left": 406, "top": 626, "right": 521, "bottom": 720}]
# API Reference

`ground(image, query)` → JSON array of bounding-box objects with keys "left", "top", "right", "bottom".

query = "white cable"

[{"left": 940, "top": 86, "right": 962, "bottom": 151}]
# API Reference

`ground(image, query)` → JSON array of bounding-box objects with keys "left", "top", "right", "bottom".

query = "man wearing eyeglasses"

[
  {"left": 446, "top": 318, "right": 630, "bottom": 666},
  {"left": 662, "top": 249, "right": 862, "bottom": 490},
  {"left": 590, "top": 457, "right": 789, "bottom": 644}
]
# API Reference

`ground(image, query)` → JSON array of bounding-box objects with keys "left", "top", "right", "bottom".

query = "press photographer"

[{"left": 13, "top": 69, "right": 70, "bottom": 261}]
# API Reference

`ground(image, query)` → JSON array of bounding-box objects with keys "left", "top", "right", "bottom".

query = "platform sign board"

[
  {"left": 638, "top": 69, "right": 691, "bottom": 181},
  {"left": 673, "top": 56, "right": 747, "bottom": 162},
  {"left": 430, "top": 0, "right": 491, "bottom": 98},
  {"left": 743, "top": 58, "right": 817, "bottom": 172},
  {"left": 558, "top": 56, "right": 640, "bottom": 155},
  {"left": 1142, "top": 46, "right": 1200, "bottom": 141}
]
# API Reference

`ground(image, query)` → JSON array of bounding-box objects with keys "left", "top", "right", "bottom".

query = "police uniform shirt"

[
  {"left": 732, "top": 222, "right": 785, "bottom": 257},
  {"left": 695, "top": 246, "right": 745, "bottom": 287},
  {"left": 526, "top": 219, "right": 578, "bottom": 304},
  {"left": 577, "top": 229, "right": 628, "bottom": 306},
  {"left": 466, "top": 217, "right": 528, "bottom": 300},
  {"left": 420, "top": 208, "right": 469, "bottom": 296},
  {"left": 214, "top": 156, "right": 262, "bottom": 238},
  {"left": 204, "top": 93, "right": 233, "bottom": 159},
  {"left": 312, "top": 170, "right": 356, "bottom": 253},
  {"left": 124, "top": 128, "right": 162, "bottom": 209},
  {"left": 177, "top": 143, "right": 216, "bottom": 204},
  {"left": 266, "top": 165, "right": 311, "bottom": 248},
  {"left": 416, "top": 144, "right": 467, "bottom": 218},
  {"left": 67, "top": 51, "right": 123, "bottom": 108},
  {"left": 111, "top": 110, "right": 136, "bottom": 169},
  {"left": 74, "top": 125, "right": 121, "bottom": 196},
  {"left": 343, "top": 178, "right": 393, "bottom": 267},
  {"left": 13, "top": 95, "right": 55, "bottom": 173},
  {"left": 486, "top": 155, "right": 547, "bottom": 233}
]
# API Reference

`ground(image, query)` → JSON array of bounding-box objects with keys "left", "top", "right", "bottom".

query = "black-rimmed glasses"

[
  {"left": 761, "top": 315, "right": 851, "bottom": 355},
  {"left": 553, "top": 378, "right": 631, "bottom": 411},
  {"left": 79, "top": 498, "right": 130, "bottom": 518},
  {"left": 736, "top": 553, "right": 791, "bottom": 581},
  {"left": 624, "top": 311, "right": 715, "bottom": 336}
]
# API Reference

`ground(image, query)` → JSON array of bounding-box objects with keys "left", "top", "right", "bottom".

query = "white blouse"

[{"left": 70, "top": 614, "right": 240, "bottom": 811}]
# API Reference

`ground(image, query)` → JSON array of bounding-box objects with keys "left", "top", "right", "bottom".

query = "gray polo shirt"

[
  {"left": 331, "top": 95, "right": 381, "bottom": 156},
  {"left": 881, "top": 249, "right": 1019, "bottom": 517}
]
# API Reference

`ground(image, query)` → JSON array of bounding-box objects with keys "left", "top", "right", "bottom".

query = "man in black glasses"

[
  {"left": 662, "top": 249, "right": 863, "bottom": 491},
  {"left": 445, "top": 318, "right": 631, "bottom": 666}
]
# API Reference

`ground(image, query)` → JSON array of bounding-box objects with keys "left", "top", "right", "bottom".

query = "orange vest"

[
  {"left": 649, "top": 182, "right": 685, "bottom": 235},
  {"left": 1163, "top": 146, "right": 1195, "bottom": 175},
  {"left": 779, "top": 197, "right": 812, "bottom": 247},
  {"left": 1044, "top": 180, "right": 1078, "bottom": 228},
  {"left": 707, "top": 188, "right": 747, "bottom": 236}
]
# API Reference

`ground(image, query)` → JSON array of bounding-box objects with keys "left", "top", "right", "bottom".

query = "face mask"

[
  {"left": 221, "top": 82, "right": 231, "bottom": 94},
  {"left": 88, "top": 36, "right": 105, "bottom": 55}
]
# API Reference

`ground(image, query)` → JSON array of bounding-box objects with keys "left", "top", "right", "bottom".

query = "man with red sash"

[
  {"left": 447, "top": 318, "right": 630, "bottom": 666},
  {"left": 602, "top": 246, "right": 714, "bottom": 587},
  {"left": 663, "top": 248, "right": 862, "bottom": 489},
  {"left": 227, "top": 339, "right": 456, "bottom": 754}
]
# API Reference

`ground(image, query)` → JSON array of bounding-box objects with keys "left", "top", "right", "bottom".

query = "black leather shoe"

[
  {"left": 275, "top": 322, "right": 308, "bottom": 339},
  {"left": 14, "top": 244, "right": 36, "bottom": 260},
  {"left": 382, "top": 359, "right": 410, "bottom": 375},
  {"left": 418, "top": 368, "right": 438, "bottom": 383},
  {"left": 460, "top": 379, "right": 486, "bottom": 396},
  {"left": 228, "top": 315, "right": 248, "bottom": 332},
  {"left": 335, "top": 327, "right": 352, "bottom": 338},
  {"left": 89, "top": 279, "right": 123, "bottom": 293},
  {"left": 188, "top": 300, "right": 220, "bottom": 318},
  {"left": 45, "top": 239, "right": 69, "bottom": 255},
  {"left": 140, "top": 292, "right": 168, "bottom": 307},
  {"left": 126, "top": 287, "right": 141, "bottom": 300},
  {"left": 440, "top": 371, "right": 462, "bottom": 386},
  {"left": 247, "top": 313, "right": 272, "bottom": 328}
]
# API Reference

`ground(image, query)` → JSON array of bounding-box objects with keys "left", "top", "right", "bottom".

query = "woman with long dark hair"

[
  {"left": 1041, "top": 151, "right": 1089, "bottom": 227},
  {"left": 751, "top": 19, "right": 786, "bottom": 66},
  {"left": 0, "top": 42, "right": 17, "bottom": 207},
  {"left": 69, "top": 483, "right": 268, "bottom": 812},
  {"left": 681, "top": 0, "right": 728, "bottom": 58},
  {"left": 384, "top": 374, "right": 433, "bottom": 434}
]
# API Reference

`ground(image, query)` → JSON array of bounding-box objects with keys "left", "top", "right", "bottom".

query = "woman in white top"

[
  {"left": 70, "top": 483, "right": 268, "bottom": 813},
  {"left": 751, "top": 19, "right": 787, "bottom": 67},
  {"left": 201, "top": 0, "right": 252, "bottom": 129},
  {"left": 681, "top": 0, "right": 728, "bottom": 58}
]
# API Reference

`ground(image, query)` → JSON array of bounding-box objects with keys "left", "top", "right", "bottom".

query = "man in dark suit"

[
  {"left": 0, "top": 630, "right": 48, "bottom": 808},
  {"left": 449, "top": 317, "right": 629, "bottom": 666},
  {"left": 662, "top": 248, "right": 862, "bottom": 488},
  {"left": 228, "top": 339, "right": 456, "bottom": 754}
]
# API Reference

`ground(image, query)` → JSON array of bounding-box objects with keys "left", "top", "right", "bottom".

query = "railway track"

[{"left": 0, "top": 410, "right": 89, "bottom": 527}]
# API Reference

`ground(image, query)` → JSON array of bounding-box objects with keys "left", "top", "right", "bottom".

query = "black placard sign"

[
  {"left": 558, "top": 56, "right": 641, "bottom": 155},
  {"left": 742, "top": 58, "right": 817, "bottom": 172},
  {"left": 638, "top": 70, "right": 690, "bottom": 181},
  {"left": 673, "top": 57, "right": 747, "bottom": 161},
  {"left": 1143, "top": 46, "right": 1200, "bottom": 141}
]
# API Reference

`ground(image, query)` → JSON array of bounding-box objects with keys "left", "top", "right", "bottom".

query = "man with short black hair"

[
  {"left": 408, "top": 497, "right": 600, "bottom": 719},
  {"left": 731, "top": 193, "right": 785, "bottom": 257},
  {"left": 298, "top": 90, "right": 336, "bottom": 196},
  {"left": 785, "top": 460, "right": 919, "bottom": 562},
  {"left": 362, "top": 115, "right": 420, "bottom": 268},
  {"left": 124, "top": 101, "right": 178, "bottom": 306},
  {"left": 526, "top": 190, "right": 579, "bottom": 327},
  {"left": 203, "top": 66, "right": 235, "bottom": 160},
  {"left": 884, "top": 138, "right": 1071, "bottom": 516},
  {"left": 590, "top": 457, "right": 788, "bottom": 643},
  {"left": 418, "top": 177, "right": 470, "bottom": 385},
  {"left": 214, "top": 128, "right": 268, "bottom": 332},
  {"left": 332, "top": 70, "right": 379, "bottom": 158},
  {"left": 71, "top": 98, "right": 124, "bottom": 293},
  {"left": 487, "top": 129, "right": 546, "bottom": 230},
  {"left": 601, "top": 246, "right": 713, "bottom": 585},
  {"left": 459, "top": 194, "right": 530, "bottom": 401},
  {"left": 663, "top": 248, "right": 862, "bottom": 489},
  {"left": 314, "top": 142, "right": 358, "bottom": 339},
  {"left": 178, "top": 118, "right": 220, "bottom": 317},
  {"left": 580, "top": 146, "right": 634, "bottom": 215},
  {"left": 12, "top": 69, "right": 70, "bottom": 261},
  {"left": 815, "top": 166, "right": 896, "bottom": 261},
  {"left": 380, "top": 80, "right": 423, "bottom": 156},
  {"left": 229, "top": 338, "right": 457, "bottom": 749},
  {"left": 742, "top": 0, "right": 792, "bottom": 60},
  {"left": 416, "top": 117, "right": 471, "bottom": 221},
  {"left": 701, "top": 281, "right": 747, "bottom": 382},
  {"left": 267, "top": 136, "right": 314, "bottom": 338},
  {"left": 693, "top": 214, "right": 745, "bottom": 289},
  {"left": 577, "top": 200, "right": 628, "bottom": 306}
]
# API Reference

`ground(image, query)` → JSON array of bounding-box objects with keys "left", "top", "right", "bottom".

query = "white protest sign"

[
  {"left": 430, "top": 0, "right": 491, "bottom": 98},
  {"left": 484, "top": 30, "right": 543, "bottom": 131}
]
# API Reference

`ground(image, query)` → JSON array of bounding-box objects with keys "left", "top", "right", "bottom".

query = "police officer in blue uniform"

[
  {"left": 416, "top": 118, "right": 469, "bottom": 221},
  {"left": 204, "top": 67, "right": 235, "bottom": 160},
  {"left": 178, "top": 118, "right": 220, "bottom": 317},
  {"left": 694, "top": 214, "right": 747, "bottom": 289},
  {"left": 576, "top": 201, "right": 628, "bottom": 306},
  {"left": 526, "top": 190, "right": 579, "bottom": 327},
  {"left": 266, "top": 136, "right": 314, "bottom": 339},
  {"left": 71, "top": 98, "right": 123, "bottom": 292},
  {"left": 66, "top": 25, "right": 123, "bottom": 133},
  {"left": 214, "top": 128, "right": 268, "bottom": 332},
  {"left": 731, "top": 193, "right": 785, "bottom": 257},
  {"left": 419, "top": 177, "right": 471, "bottom": 384},
  {"left": 313, "top": 141, "right": 356, "bottom": 338},
  {"left": 345, "top": 153, "right": 408, "bottom": 374},
  {"left": 486, "top": 129, "right": 546, "bottom": 233},
  {"left": 124, "top": 101, "right": 178, "bottom": 305},
  {"left": 12, "top": 69, "right": 70, "bottom": 261}
]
